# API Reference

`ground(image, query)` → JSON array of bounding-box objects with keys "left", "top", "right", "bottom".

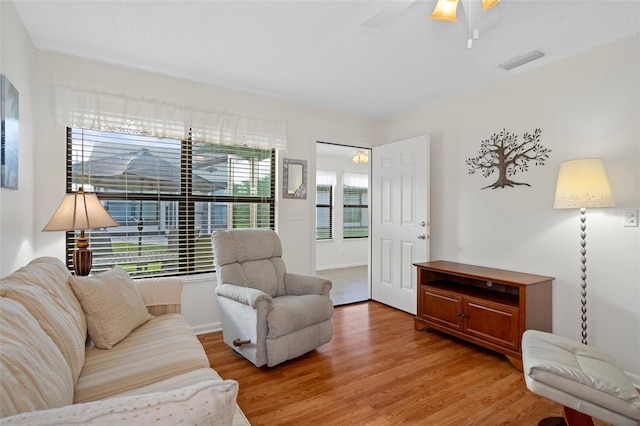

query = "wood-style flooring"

[{"left": 198, "top": 301, "right": 608, "bottom": 426}]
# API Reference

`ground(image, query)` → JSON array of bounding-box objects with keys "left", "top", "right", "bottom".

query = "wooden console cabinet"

[{"left": 414, "top": 261, "right": 553, "bottom": 369}]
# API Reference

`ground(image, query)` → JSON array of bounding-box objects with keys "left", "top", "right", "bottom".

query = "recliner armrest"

[
  {"left": 215, "top": 283, "right": 273, "bottom": 309},
  {"left": 284, "top": 272, "right": 332, "bottom": 296}
]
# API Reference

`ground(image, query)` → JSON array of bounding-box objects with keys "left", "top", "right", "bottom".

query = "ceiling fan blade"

[{"left": 361, "top": 0, "right": 417, "bottom": 28}]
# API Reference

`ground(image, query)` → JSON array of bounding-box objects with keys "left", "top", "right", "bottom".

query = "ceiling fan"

[{"left": 362, "top": 0, "right": 502, "bottom": 48}]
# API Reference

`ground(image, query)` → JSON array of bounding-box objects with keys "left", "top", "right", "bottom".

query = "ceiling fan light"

[
  {"left": 482, "top": 0, "right": 500, "bottom": 11},
  {"left": 429, "top": 0, "right": 459, "bottom": 22}
]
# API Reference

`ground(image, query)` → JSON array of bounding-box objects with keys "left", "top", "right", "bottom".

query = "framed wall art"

[
  {"left": 283, "top": 158, "right": 307, "bottom": 199},
  {"left": 1, "top": 74, "right": 19, "bottom": 190}
]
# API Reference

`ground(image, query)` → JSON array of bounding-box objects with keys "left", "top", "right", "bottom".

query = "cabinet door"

[
  {"left": 420, "top": 286, "right": 462, "bottom": 331},
  {"left": 463, "top": 297, "right": 519, "bottom": 350}
]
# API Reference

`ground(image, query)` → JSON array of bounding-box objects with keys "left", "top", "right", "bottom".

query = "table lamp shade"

[
  {"left": 43, "top": 189, "right": 118, "bottom": 232},
  {"left": 43, "top": 188, "right": 118, "bottom": 276},
  {"left": 553, "top": 158, "right": 615, "bottom": 209}
]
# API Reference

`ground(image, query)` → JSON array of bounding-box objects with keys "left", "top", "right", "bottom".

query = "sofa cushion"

[
  {"left": 0, "top": 380, "right": 239, "bottom": 426},
  {"left": 0, "top": 257, "right": 86, "bottom": 382},
  {"left": 74, "top": 314, "right": 210, "bottom": 403},
  {"left": 0, "top": 297, "right": 74, "bottom": 417},
  {"left": 267, "top": 294, "right": 334, "bottom": 339},
  {"left": 111, "top": 368, "right": 252, "bottom": 426},
  {"left": 69, "top": 266, "right": 153, "bottom": 349}
]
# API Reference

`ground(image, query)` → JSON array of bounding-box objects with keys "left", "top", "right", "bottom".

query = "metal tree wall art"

[{"left": 466, "top": 128, "right": 550, "bottom": 189}]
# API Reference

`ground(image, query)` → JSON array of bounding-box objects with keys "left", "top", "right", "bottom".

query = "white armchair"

[{"left": 212, "top": 229, "right": 333, "bottom": 367}]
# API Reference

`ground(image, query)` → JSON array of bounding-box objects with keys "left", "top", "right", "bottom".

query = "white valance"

[
  {"left": 316, "top": 170, "right": 336, "bottom": 186},
  {"left": 54, "top": 85, "right": 288, "bottom": 151},
  {"left": 343, "top": 172, "right": 368, "bottom": 188}
]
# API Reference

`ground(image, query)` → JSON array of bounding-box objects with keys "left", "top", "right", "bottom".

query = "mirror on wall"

[{"left": 283, "top": 158, "right": 307, "bottom": 199}]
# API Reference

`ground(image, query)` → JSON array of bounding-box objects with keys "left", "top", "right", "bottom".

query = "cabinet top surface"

[{"left": 414, "top": 260, "right": 554, "bottom": 286}]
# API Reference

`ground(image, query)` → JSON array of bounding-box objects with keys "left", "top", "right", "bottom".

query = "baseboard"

[
  {"left": 192, "top": 322, "right": 222, "bottom": 335},
  {"left": 316, "top": 262, "right": 367, "bottom": 271}
]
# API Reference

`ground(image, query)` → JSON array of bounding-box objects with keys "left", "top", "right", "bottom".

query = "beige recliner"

[
  {"left": 522, "top": 330, "right": 640, "bottom": 426},
  {"left": 212, "top": 229, "right": 333, "bottom": 367}
]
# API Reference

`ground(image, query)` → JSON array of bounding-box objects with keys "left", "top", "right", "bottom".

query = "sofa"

[{"left": 0, "top": 257, "right": 250, "bottom": 425}]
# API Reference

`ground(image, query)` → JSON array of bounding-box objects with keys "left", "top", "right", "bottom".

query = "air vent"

[{"left": 499, "top": 49, "right": 546, "bottom": 71}]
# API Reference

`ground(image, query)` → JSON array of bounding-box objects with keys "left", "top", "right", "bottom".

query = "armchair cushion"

[
  {"left": 213, "top": 229, "right": 286, "bottom": 297},
  {"left": 267, "top": 295, "right": 334, "bottom": 339}
]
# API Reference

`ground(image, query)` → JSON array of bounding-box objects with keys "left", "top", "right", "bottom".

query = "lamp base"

[{"left": 73, "top": 248, "right": 93, "bottom": 276}]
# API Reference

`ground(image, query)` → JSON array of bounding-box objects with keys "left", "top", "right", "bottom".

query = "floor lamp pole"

[{"left": 579, "top": 207, "right": 588, "bottom": 345}]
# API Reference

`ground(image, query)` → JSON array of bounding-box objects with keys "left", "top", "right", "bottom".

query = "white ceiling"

[{"left": 13, "top": 0, "right": 640, "bottom": 119}]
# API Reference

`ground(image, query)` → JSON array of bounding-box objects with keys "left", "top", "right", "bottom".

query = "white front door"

[{"left": 371, "top": 135, "right": 430, "bottom": 314}]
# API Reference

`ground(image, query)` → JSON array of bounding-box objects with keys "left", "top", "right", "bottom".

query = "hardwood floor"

[{"left": 198, "top": 301, "right": 607, "bottom": 426}]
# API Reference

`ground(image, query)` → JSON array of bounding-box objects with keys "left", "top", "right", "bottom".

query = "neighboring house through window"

[{"left": 67, "top": 127, "right": 275, "bottom": 277}]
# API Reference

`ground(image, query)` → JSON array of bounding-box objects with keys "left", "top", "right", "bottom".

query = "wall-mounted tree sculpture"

[{"left": 466, "top": 128, "right": 550, "bottom": 189}]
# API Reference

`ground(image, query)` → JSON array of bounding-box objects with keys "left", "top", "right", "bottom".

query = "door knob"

[{"left": 417, "top": 233, "right": 426, "bottom": 240}]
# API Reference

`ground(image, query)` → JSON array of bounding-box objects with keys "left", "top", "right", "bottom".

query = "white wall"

[
  {"left": 316, "top": 148, "right": 370, "bottom": 270},
  {"left": 382, "top": 34, "right": 640, "bottom": 380},
  {"left": 26, "top": 50, "right": 377, "bottom": 332},
  {"left": 0, "top": 1, "right": 37, "bottom": 273}
]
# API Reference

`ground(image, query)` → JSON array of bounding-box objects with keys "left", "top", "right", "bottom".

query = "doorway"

[{"left": 315, "top": 142, "right": 371, "bottom": 305}]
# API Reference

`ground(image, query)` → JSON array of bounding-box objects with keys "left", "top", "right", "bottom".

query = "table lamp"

[
  {"left": 43, "top": 187, "right": 119, "bottom": 275},
  {"left": 553, "top": 158, "right": 615, "bottom": 344}
]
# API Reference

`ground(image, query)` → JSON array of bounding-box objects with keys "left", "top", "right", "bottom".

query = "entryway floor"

[{"left": 316, "top": 265, "right": 368, "bottom": 306}]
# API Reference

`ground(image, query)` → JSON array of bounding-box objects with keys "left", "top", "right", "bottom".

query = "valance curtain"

[
  {"left": 343, "top": 172, "right": 368, "bottom": 188},
  {"left": 54, "top": 85, "right": 288, "bottom": 151},
  {"left": 316, "top": 170, "right": 337, "bottom": 186}
]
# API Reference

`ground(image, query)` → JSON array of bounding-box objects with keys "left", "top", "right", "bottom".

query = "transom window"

[{"left": 66, "top": 127, "right": 275, "bottom": 277}]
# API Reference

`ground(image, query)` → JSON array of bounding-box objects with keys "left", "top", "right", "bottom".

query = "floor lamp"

[
  {"left": 553, "top": 158, "right": 615, "bottom": 345},
  {"left": 43, "top": 187, "right": 119, "bottom": 276}
]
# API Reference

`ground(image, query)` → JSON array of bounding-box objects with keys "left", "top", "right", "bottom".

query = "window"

[
  {"left": 343, "top": 173, "right": 368, "bottom": 238},
  {"left": 316, "top": 185, "right": 333, "bottom": 240},
  {"left": 316, "top": 171, "right": 336, "bottom": 240},
  {"left": 67, "top": 127, "right": 275, "bottom": 277}
]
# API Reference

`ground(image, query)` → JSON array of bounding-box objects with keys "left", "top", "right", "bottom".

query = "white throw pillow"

[
  {"left": 0, "top": 379, "right": 239, "bottom": 426},
  {"left": 69, "top": 266, "right": 153, "bottom": 349}
]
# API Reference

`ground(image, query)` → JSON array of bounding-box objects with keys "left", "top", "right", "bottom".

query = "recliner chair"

[{"left": 212, "top": 229, "right": 333, "bottom": 367}]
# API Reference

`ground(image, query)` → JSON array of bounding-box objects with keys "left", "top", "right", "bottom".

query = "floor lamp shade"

[
  {"left": 43, "top": 188, "right": 118, "bottom": 275},
  {"left": 553, "top": 158, "right": 614, "bottom": 345},
  {"left": 553, "top": 158, "right": 615, "bottom": 209}
]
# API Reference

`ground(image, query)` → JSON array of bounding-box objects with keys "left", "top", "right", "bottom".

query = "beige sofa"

[{"left": 0, "top": 257, "right": 250, "bottom": 425}]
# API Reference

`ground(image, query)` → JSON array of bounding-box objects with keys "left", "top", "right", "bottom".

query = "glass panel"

[{"left": 67, "top": 128, "right": 274, "bottom": 277}]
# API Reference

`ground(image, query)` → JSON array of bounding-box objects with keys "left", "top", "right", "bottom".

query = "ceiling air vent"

[{"left": 499, "top": 49, "right": 546, "bottom": 71}]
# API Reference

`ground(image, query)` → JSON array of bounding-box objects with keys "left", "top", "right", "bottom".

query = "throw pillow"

[
  {"left": 0, "top": 379, "right": 239, "bottom": 426},
  {"left": 69, "top": 266, "right": 153, "bottom": 349}
]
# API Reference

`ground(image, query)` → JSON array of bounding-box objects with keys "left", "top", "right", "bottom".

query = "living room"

[{"left": 1, "top": 0, "right": 638, "bottom": 421}]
